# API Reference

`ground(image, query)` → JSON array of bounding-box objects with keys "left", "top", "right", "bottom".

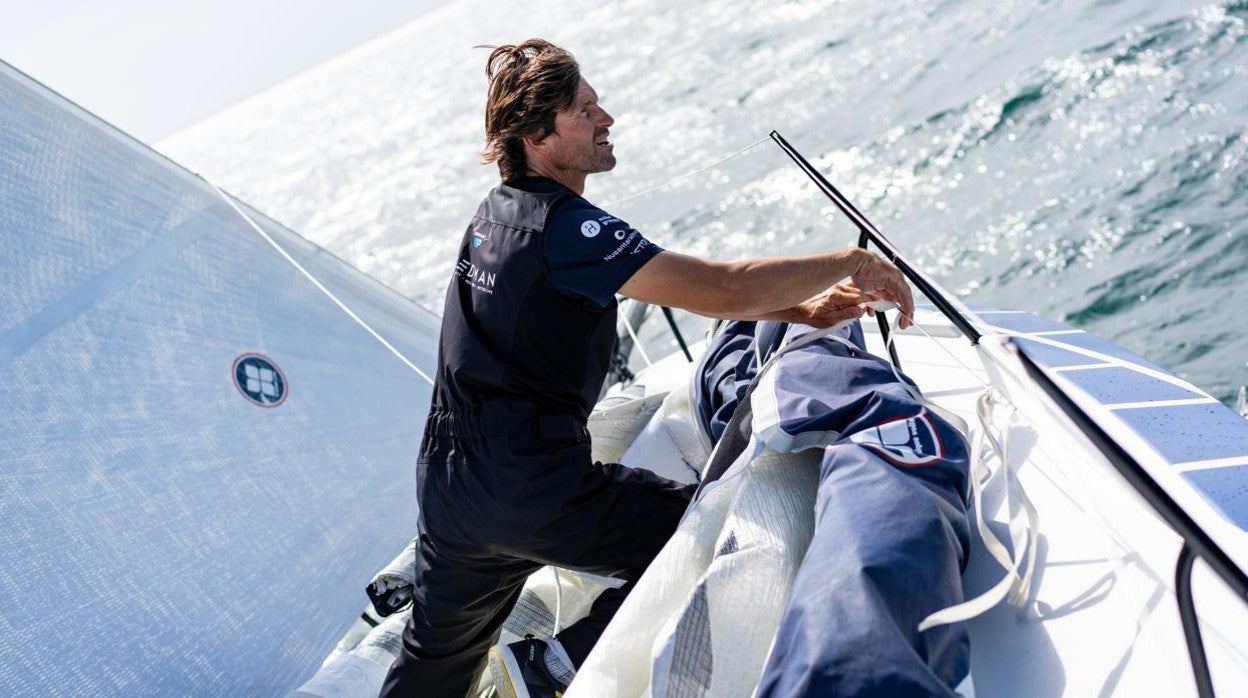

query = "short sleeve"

[{"left": 543, "top": 198, "right": 664, "bottom": 307}]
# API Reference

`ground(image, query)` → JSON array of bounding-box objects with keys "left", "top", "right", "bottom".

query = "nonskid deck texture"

[{"left": 860, "top": 304, "right": 1248, "bottom": 696}]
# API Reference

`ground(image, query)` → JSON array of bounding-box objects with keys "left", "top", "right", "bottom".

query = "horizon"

[{"left": 0, "top": 0, "right": 444, "bottom": 144}]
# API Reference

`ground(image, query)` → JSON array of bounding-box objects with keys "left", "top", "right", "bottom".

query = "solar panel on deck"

[
  {"left": 1116, "top": 403, "right": 1248, "bottom": 465},
  {"left": 1012, "top": 337, "right": 1104, "bottom": 368},
  {"left": 1183, "top": 466, "right": 1248, "bottom": 530},
  {"left": 1046, "top": 331, "right": 1166, "bottom": 373},
  {"left": 1063, "top": 366, "right": 1203, "bottom": 405}
]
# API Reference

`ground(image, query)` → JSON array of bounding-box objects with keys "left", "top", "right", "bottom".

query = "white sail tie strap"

[
  {"left": 919, "top": 388, "right": 1041, "bottom": 631},
  {"left": 855, "top": 303, "right": 1040, "bottom": 630},
  {"left": 704, "top": 307, "right": 966, "bottom": 496}
]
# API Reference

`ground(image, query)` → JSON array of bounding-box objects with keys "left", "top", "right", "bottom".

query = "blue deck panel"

[
  {"left": 1003, "top": 314, "right": 1248, "bottom": 532},
  {"left": 984, "top": 309, "right": 1167, "bottom": 373},
  {"left": 1012, "top": 337, "right": 1105, "bottom": 368},
  {"left": 1064, "top": 366, "right": 1204, "bottom": 405},
  {"left": 1045, "top": 331, "right": 1167, "bottom": 373},
  {"left": 1115, "top": 403, "right": 1248, "bottom": 464},
  {"left": 1182, "top": 467, "right": 1248, "bottom": 531}
]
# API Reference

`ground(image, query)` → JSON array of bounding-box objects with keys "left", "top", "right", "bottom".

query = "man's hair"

[{"left": 480, "top": 40, "right": 581, "bottom": 182}]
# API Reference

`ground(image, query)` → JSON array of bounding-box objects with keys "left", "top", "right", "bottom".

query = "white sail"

[{"left": 0, "top": 60, "right": 439, "bottom": 695}]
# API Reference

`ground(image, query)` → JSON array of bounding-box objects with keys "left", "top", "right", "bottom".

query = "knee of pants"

[
  {"left": 402, "top": 607, "right": 496, "bottom": 659},
  {"left": 403, "top": 576, "right": 526, "bottom": 656}
]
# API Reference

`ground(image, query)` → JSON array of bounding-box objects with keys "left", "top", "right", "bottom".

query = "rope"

[
  {"left": 206, "top": 180, "right": 434, "bottom": 386},
  {"left": 551, "top": 567, "right": 563, "bottom": 637},
  {"left": 619, "top": 301, "right": 654, "bottom": 367},
  {"left": 868, "top": 306, "right": 1043, "bottom": 629},
  {"left": 919, "top": 390, "right": 1041, "bottom": 630},
  {"left": 863, "top": 306, "right": 1047, "bottom": 630},
  {"left": 890, "top": 307, "right": 993, "bottom": 394}
]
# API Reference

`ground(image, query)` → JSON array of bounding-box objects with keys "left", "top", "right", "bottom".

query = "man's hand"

[
  {"left": 847, "top": 249, "right": 915, "bottom": 329},
  {"left": 794, "top": 283, "right": 874, "bottom": 328},
  {"left": 619, "top": 247, "right": 915, "bottom": 327}
]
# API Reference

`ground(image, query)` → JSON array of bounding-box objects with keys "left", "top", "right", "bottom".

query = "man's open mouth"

[{"left": 596, "top": 133, "right": 611, "bottom": 146}]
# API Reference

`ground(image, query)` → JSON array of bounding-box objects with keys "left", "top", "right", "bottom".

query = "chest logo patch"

[{"left": 581, "top": 220, "right": 601, "bottom": 238}]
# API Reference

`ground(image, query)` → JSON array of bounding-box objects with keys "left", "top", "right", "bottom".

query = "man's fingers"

[
  {"left": 872, "top": 263, "right": 914, "bottom": 329},
  {"left": 817, "top": 259, "right": 915, "bottom": 329},
  {"left": 895, "top": 279, "right": 915, "bottom": 328},
  {"left": 809, "top": 300, "right": 866, "bottom": 328},
  {"left": 850, "top": 254, "right": 915, "bottom": 329},
  {"left": 828, "top": 285, "right": 877, "bottom": 306}
]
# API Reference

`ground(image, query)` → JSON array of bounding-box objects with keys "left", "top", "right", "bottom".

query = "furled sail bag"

[{"left": 569, "top": 320, "right": 972, "bottom": 697}]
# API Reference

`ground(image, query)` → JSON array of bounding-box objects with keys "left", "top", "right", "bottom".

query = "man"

[{"left": 380, "top": 39, "right": 914, "bottom": 698}]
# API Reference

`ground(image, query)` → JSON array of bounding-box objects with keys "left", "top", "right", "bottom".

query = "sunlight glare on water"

[{"left": 160, "top": 0, "right": 1248, "bottom": 404}]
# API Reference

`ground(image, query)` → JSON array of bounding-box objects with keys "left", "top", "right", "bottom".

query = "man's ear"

[{"left": 524, "top": 132, "right": 547, "bottom": 149}]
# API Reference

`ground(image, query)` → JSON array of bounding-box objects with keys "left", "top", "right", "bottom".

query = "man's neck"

[{"left": 524, "top": 163, "right": 586, "bottom": 196}]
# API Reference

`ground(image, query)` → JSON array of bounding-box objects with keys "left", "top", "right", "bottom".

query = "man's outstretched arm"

[{"left": 618, "top": 249, "right": 914, "bottom": 329}]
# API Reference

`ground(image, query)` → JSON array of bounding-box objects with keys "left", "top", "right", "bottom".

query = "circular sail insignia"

[{"left": 232, "top": 353, "right": 288, "bottom": 407}]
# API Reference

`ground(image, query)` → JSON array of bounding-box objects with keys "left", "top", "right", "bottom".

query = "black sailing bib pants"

[{"left": 380, "top": 181, "right": 696, "bottom": 697}]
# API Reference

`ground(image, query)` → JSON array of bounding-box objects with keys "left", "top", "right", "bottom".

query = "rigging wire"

[
  {"left": 207, "top": 132, "right": 780, "bottom": 389},
  {"left": 892, "top": 309, "right": 993, "bottom": 394},
  {"left": 206, "top": 180, "right": 435, "bottom": 386},
  {"left": 602, "top": 135, "right": 773, "bottom": 208},
  {"left": 605, "top": 134, "right": 776, "bottom": 375}
]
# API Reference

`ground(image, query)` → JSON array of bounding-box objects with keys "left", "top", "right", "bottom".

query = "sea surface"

[{"left": 159, "top": 0, "right": 1248, "bottom": 407}]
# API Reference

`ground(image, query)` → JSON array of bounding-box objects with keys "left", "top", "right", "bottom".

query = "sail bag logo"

[
  {"left": 232, "top": 353, "right": 288, "bottom": 407},
  {"left": 849, "top": 410, "right": 944, "bottom": 467},
  {"left": 472, "top": 229, "right": 491, "bottom": 248}
]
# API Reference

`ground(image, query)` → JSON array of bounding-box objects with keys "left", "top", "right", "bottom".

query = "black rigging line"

[
  {"left": 769, "top": 130, "right": 982, "bottom": 346},
  {"left": 662, "top": 306, "right": 694, "bottom": 362}
]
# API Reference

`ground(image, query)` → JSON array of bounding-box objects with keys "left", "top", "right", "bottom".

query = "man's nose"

[{"left": 598, "top": 108, "right": 614, "bottom": 128}]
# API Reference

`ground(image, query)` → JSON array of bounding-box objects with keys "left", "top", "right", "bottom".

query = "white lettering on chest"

[{"left": 457, "top": 258, "right": 497, "bottom": 294}]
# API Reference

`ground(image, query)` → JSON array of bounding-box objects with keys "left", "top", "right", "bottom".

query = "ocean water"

[{"left": 159, "top": 0, "right": 1248, "bottom": 406}]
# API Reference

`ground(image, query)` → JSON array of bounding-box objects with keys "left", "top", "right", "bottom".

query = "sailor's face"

[{"left": 547, "top": 78, "right": 616, "bottom": 174}]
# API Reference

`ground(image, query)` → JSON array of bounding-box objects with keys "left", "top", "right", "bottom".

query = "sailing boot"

[{"left": 488, "top": 635, "right": 573, "bottom": 698}]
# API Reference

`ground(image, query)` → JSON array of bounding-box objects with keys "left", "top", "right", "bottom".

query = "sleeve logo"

[{"left": 581, "top": 220, "right": 602, "bottom": 238}]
